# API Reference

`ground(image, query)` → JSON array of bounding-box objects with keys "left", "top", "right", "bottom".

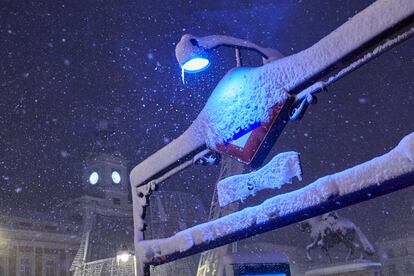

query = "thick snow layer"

[
  {"left": 192, "top": 0, "right": 414, "bottom": 147},
  {"left": 136, "top": 132, "right": 414, "bottom": 264},
  {"left": 217, "top": 151, "right": 302, "bottom": 207}
]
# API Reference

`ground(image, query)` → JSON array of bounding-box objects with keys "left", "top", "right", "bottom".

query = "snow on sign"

[
  {"left": 217, "top": 151, "right": 302, "bottom": 207},
  {"left": 216, "top": 98, "right": 293, "bottom": 167}
]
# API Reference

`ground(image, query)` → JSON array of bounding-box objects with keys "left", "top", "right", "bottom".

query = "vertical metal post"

[
  {"left": 133, "top": 191, "right": 147, "bottom": 276},
  {"left": 133, "top": 183, "right": 155, "bottom": 276},
  {"left": 235, "top": 48, "right": 242, "bottom": 67},
  {"left": 196, "top": 157, "right": 245, "bottom": 276}
]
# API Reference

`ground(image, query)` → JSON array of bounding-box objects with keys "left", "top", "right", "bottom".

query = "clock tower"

[
  {"left": 68, "top": 120, "right": 134, "bottom": 274},
  {"left": 82, "top": 119, "right": 130, "bottom": 207},
  {"left": 83, "top": 152, "right": 129, "bottom": 207}
]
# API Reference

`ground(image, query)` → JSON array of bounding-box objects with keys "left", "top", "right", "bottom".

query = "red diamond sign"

[{"left": 216, "top": 98, "right": 293, "bottom": 168}]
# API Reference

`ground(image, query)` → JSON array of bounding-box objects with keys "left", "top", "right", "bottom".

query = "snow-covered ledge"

[{"left": 137, "top": 132, "right": 414, "bottom": 266}]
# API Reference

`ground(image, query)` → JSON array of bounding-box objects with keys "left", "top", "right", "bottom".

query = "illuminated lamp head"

[
  {"left": 182, "top": 57, "right": 210, "bottom": 73},
  {"left": 176, "top": 35, "right": 210, "bottom": 74}
]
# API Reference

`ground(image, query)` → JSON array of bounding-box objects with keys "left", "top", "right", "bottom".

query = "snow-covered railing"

[
  {"left": 137, "top": 132, "right": 414, "bottom": 266},
  {"left": 130, "top": 1, "right": 414, "bottom": 275},
  {"left": 217, "top": 151, "right": 302, "bottom": 207}
]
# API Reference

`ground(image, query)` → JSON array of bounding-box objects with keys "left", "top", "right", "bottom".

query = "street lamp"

[
  {"left": 174, "top": 34, "right": 286, "bottom": 165},
  {"left": 116, "top": 246, "right": 132, "bottom": 264},
  {"left": 175, "top": 34, "right": 282, "bottom": 75}
]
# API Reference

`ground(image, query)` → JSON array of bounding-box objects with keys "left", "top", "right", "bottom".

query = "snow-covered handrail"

[
  {"left": 131, "top": 1, "right": 414, "bottom": 274},
  {"left": 137, "top": 132, "right": 414, "bottom": 266},
  {"left": 217, "top": 151, "right": 302, "bottom": 207}
]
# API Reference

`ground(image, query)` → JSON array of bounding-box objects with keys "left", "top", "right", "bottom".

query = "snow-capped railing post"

[
  {"left": 131, "top": 146, "right": 213, "bottom": 276},
  {"left": 132, "top": 183, "right": 153, "bottom": 276}
]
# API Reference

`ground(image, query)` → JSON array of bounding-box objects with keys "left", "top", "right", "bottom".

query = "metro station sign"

[{"left": 216, "top": 98, "right": 293, "bottom": 168}]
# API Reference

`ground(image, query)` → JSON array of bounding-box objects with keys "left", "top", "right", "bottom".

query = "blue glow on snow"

[{"left": 182, "top": 57, "right": 210, "bottom": 73}]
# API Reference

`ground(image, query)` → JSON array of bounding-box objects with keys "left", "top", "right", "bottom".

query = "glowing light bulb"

[
  {"left": 117, "top": 252, "right": 131, "bottom": 263},
  {"left": 182, "top": 57, "right": 210, "bottom": 73}
]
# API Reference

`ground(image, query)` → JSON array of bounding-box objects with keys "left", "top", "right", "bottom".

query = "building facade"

[
  {"left": 0, "top": 148, "right": 207, "bottom": 275},
  {"left": 0, "top": 122, "right": 134, "bottom": 276},
  {"left": 0, "top": 211, "right": 79, "bottom": 276}
]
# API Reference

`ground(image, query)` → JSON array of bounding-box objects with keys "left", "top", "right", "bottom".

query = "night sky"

[{"left": 1, "top": 0, "right": 413, "bottom": 246}]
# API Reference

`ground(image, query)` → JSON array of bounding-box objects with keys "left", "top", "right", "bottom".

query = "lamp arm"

[{"left": 196, "top": 35, "right": 283, "bottom": 60}]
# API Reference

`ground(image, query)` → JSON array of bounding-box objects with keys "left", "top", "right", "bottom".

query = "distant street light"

[{"left": 116, "top": 246, "right": 132, "bottom": 264}]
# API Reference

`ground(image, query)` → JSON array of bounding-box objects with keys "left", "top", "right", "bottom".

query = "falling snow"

[{"left": 0, "top": 0, "right": 413, "bottom": 275}]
